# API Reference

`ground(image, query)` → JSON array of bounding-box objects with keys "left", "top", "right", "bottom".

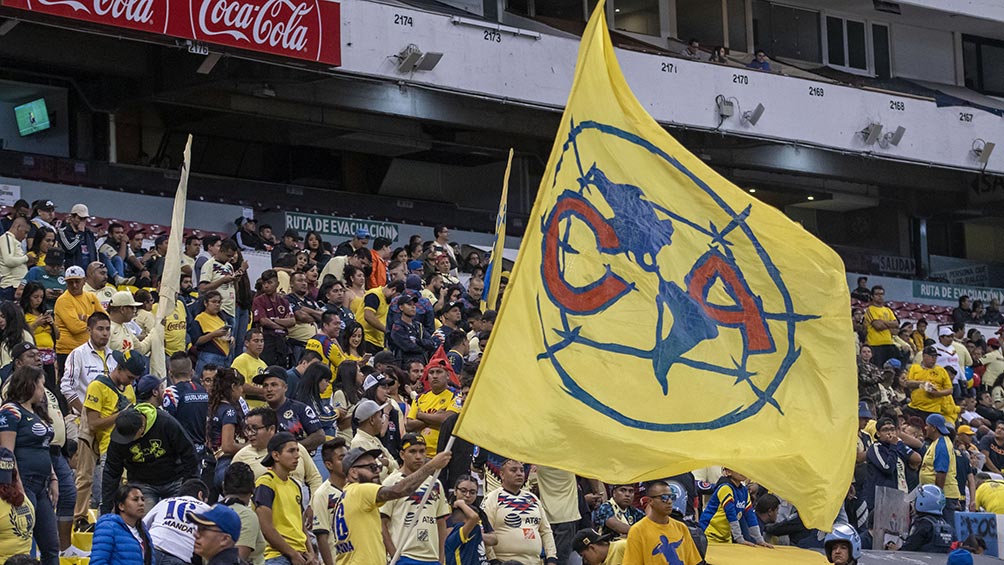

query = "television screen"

[{"left": 14, "top": 98, "right": 50, "bottom": 136}]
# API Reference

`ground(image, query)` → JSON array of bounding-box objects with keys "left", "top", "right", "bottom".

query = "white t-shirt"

[
  {"left": 142, "top": 495, "right": 211, "bottom": 562},
  {"left": 935, "top": 342, "right": 963, "bottom": 383}
]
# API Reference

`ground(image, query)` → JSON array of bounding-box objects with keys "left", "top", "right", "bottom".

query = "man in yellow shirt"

[
  {"left": 864, "top": 286, "right": 899, "bottom": 367},
  {"left": 253, "top": 432, "right": 316, "bottom": 565},
  {"left": 76, "top": 349, "right": 147, "bottom": 524},
  {"left": 903, "top": 346, "right": 956, "bottom": 420},
  {"left": 623, "top": 480, "right": 702, "bottom": 565},
  {"left": 573, "top": 529, "right": 626, "bottom": 565},
  {"left": 54, "top": 266, "right": 105, "bottom": 364},
  {"left": 231, "top": 328, "right": 267, "bottom": 408},
  {"left": 356, "top": 280, "right": 404, "bottom": 353},
  {"left": 975, "top": 473, "right": 1004, "bottom": 514},
  {"left": 406, "top": 359, "right": 460, "bottom": 458},
  {"left": 333, "top": 446, "right": 450, "bottom": 565}
]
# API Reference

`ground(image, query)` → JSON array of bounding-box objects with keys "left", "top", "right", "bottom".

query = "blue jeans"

[
  {"left": 104, "top": 255, "right": 126, "bottom": 281},
  {"left": 137, "top": 478, "right": 184, "bottom": 512},
  {"left": 195, "top": 351, "right": 230, "bottom": 379},
  {"left": 51, "top": 452, "right": 76, "bottom": 520},
  {"left": 154, "top": 548, "right": 191, "bottom": 565},
  {"left": 264, "top": 557, "right": 292, "bottom": 565},
  {"left": 214, "top": 456, "right": 233, "bottom": 495},
  {"left": 230, "top": 307, "right": 250, "bottom": 360},
  {"left": 22, "top": 473, "right": 59, "bottom": 565}
]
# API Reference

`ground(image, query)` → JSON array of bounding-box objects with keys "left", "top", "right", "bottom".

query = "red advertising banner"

[{"left": 3, "top": 0, "right": 340, "bottom": 66}]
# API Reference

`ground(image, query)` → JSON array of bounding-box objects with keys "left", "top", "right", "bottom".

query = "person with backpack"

[{"left": 900, "top": 485, "right": 954, "bottom": 553}]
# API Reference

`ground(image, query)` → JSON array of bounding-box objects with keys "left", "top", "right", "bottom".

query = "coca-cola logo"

[
  {"left": 37, "top": 0, "right": 155, "bottom": 24},
  {"left": 197, "top": 0, "right": 314, "bottom": 52}
]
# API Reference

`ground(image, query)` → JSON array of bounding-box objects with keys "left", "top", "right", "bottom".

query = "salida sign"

[{"left": 2, "top": 0, "right": 341, "bottom": 66}]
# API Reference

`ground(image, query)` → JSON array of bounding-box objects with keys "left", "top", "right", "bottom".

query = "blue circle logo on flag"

[{"left": 536, "top": 120, "right": 814, "bottom": 432}]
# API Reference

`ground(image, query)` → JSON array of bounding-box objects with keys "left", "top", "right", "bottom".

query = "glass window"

[
  {"left": 826, "top": 16, "right": 844, "bottom": 66},
  {"left": 753, "top": 3, "right": 820, "bottom": 63},
  {"left": 614, "top": 0, "right": 660, "bottom": 36},
  {"left": 847, "top": 20, "right": 866, "bottom": 69},
  {"left": 727, "top": 0, "right": 748, "bottom": 52},
  {"left": 677, "top": 0, "right": 723, "bottom": 46},
  {"left": 872, "top": 24, "right": 890, "bottom": 79},
  {"left": 982, "top": 43, "right": 1004, "bottom": 94},
  {"left": 505, "top": 0, "right": 529, "bottom": 16},
  {"left": 535, "top": 0, "right": 586, "bottom": 20},
  {"left": 961, "top": 35, "right": 1004, "bottom": 96}
]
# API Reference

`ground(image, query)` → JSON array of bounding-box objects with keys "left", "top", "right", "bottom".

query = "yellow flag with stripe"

[
  {"left": 453, "top": 0, "right": 856, "bottom": 530},
  {"left": 482, "top": 148, "right": 513, "bottom": 311}
]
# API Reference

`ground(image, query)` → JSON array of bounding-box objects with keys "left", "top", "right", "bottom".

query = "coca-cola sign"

[{"left": 4, "top": 0, "right": 340, "bottom": 65}]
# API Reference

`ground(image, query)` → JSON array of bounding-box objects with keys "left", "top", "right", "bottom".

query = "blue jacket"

[{"left": 89, "top": 513, "right": 152, "bottom": 565}]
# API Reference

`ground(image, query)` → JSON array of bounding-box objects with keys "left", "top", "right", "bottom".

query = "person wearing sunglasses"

[
  {"left": 332, "top": 445, "right": 451, "bottom": 564},
  {"left": 623, "top": 480, "right": 703, "bottom": 564}
]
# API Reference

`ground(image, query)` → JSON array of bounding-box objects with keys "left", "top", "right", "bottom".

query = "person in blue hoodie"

[{"left": 90, "top": 483, "right": 153, "bottom": 565}]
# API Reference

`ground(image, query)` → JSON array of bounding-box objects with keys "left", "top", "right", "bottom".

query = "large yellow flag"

[{"left": 453, "top": 1, "right": 856, "bottom": 530}]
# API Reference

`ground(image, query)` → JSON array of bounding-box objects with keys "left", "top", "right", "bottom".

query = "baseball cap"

[
  {"left": 260, "top": 431, "right": 297, "bottom": 467},
  {"left": 401, "top": 433, "right": 426, "bottom": 451},
  {"left": 926, "top": 413, "right": 950, "bottom": 435},
  {"left": 282, "top": 228, "right": 302, "bottom": 241},
  {"left": 11, "top": 342, "right": 36, "bottom": 361},
  {"left": 112, "top": 349, "right": 149, "bottom": 377},
  {"left": 923, "top": 345, "right": 939, "bottom": 357},
  {"left": 135, "top": 374, "right": 164, "bottom": 401},
  {"left": 572, "top": 529, "right": 615, "bottom": 554},
  {"left": 405, "top": 274, "right": 422, "bottom": 290},
  {"left": 252, "top": 365, "right": 287, "bottom": 386},
  {"left": 858, "top": 401, "right": 874, "bottom": 419},
  {"left": 957, "top": 425, "right": 976, "bottom": 436},
  {"left": 64, "top": 265, "right": 85, "bottom": 279},
  {"left": 0, "top": 447, "right": 14, "bottom": 484},
  {"left": 407, "top": 260, "right": 423, "bottom": 272},
  {"left": 70, "top": 203, "right": 89, "bottom": 218},
  {"left": 397, "top": 294, "right": 415, "bottom": 307},
  {"left": 354, "top": 399, "right": 387, "bottom": 421},
  {"left": 342, "top": 447, "right": 383, "bottom": 475},
  {"left": 187, "top": 504, "right": 242, "bottom": 543},
  {"left": 947, "top": 549, "right": 975, "bottom": 565},
  {"left": 989, "top": 338, "right": 1001, "bottom": 348},
  {"left": 443, "top": 301, "right": 463, "bottom": 314},
  {"left": 34, "top": 199, "right": 55, "bottom": 212},
  {"left": 883, "top": 358, "right": 902, "bottom": 371},
  {"left": 355, "top": 228, "right": 370, "bottom": 239},
  {"left": 45, "top": 247, "right": 64, "bottom": 264},
  {"left": 109, "top": 291, "right": 142, "bottom": 308},
  {"left": 110, "top": 409, "right": 145, "bottom": 444},
  {"left": 361, "top": 374, "right": 393, "bottom": 392},
  {"left": 939, "top": 326, "right": 955, "bottom": 337}
]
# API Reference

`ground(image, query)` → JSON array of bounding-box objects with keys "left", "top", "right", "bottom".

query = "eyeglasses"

[
  {"left": 455, "top": 487, "right": 477, "bottom": 496},
  {"left": 245, "top": 424, "right": 267, "bottom": 433},
  {"left": 352, "top": 463, "right": 382, "bottom": 473},
  {"left": 654, "top": 493, "right": 677, "bottom": 503}
]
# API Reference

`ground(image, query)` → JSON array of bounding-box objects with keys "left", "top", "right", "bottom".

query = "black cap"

[
  {"left": 443, "top": 301, "right": 463, "bottom": 313},
  {"left": 252, "top": 365, "right": 287, "bottom": 385},
  {"left": 261, "top": 432, "right": 297, "bottom": 467},
  {"left": 45, "top": 247, "right": 64, "bottom": 263},
  {"left": 110, "top": 409, "right": 145, "bottom": 444},
  {"left": 923, "top": 345, "right": 939, "bottom": 357},
  {"left": 11, "top": 342, "right": 36, "bottom": 361},
  {"left": 341, "top": 447, "right": 384, "bottom": 475},
  {"left": 397, "top": 294, "right": 415, "bottom": 306},
  {"left": 572, "top": 529, "right": 615, "bottom": 553},
  {"left": 283, "top": 228, "right": 302, "bottom": 241}
]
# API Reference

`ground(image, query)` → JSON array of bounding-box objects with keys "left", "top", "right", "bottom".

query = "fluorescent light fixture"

[{"left": 449, "top": 16, "right": 541, "bottom": 40}]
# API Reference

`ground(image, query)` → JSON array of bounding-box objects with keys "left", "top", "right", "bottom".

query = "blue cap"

[
  {"left": 405, "top": 274, "right": 422, "bottom": 291},
  {"left": 407, "top": 260, "right": 424, "bottom": 272},
  {"left": 187, "top": 504, "right": 241, "bottom": 543},
  {"left": 135, "top": 374, "right": 164, "bottom": 400},
  {"left": 354, "top": 228, "right": 370, "bottom": 239},
  {"left": 926, "top": 413, "right": 950, "bottom": 435},
  {"left": 883, "top": 358, "right": 901, "bottom": 370},
  {"left": 858, "top": 401, "right": 873, "bottom": 419},
  {"left": 947, "top": 549, "right": 974, "bottom": 565}
]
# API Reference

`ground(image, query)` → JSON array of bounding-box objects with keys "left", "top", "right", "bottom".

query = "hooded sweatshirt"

[{"left": 100, "top": 404, "right": 197, "bottom": 513}]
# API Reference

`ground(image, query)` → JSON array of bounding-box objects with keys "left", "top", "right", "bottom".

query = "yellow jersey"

[
  {"left": 976, "top": 480, "right": 1004, "bottom": 514},
  {"left": 253, "top": 471, "right": 307, "bottom": 560},
  {"left": 407, "top": 388, "right": 460, "bottom": 458},
  {"left": 0, "top": 496, "right": 33, "bottom": 563},
  {"left": 83, "top": 375, "right": 136, "bottom": 453},
  {"left": 623, "top": 516, "right": 702, "bottom": 565},
  {"left": 864, "top": 304, "right": 895, "bottom": 346},
  {"left": 155, "top": 300, "right": 189, "bottom": 356},
  {"left": 356, "top": 288, "right": 390, "bottom": 348},
  {"left": 906, "top": 364, "right": 953, "bottom": 415},
  {"left": 333, "top": 482, "right": 386, "bottom": 565},
  {"left": 231, "top": 353, "right": 267, "bottom": 408},
  {"left": 920, "top": 436, "right": 962, "bottom": 500}
]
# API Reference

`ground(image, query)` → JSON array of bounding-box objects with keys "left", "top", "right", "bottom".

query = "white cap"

[
  {"left": 70, "top": 203, "right": 89, "bottom": 218},
  {"left": 939, "top": 326, "right": 955, "bottom": 337},
  {"left": 109, "top": 291, "right": 142, "bottom": 308},
  {"left": 64, "top": 266, "right": 85, "bottom": 279},
  {"left": 354, "top": 399, "right": 387, "bottom": 422},
  {"left": 362, "top": 373, "right": 393, "bottom": 391}
]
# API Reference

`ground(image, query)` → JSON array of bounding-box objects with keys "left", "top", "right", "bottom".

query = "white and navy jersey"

[{"left": 142, "top": 495, "right": 211, "bottom": 562}]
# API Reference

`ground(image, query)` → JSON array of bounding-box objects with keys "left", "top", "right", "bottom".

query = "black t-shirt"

[{"left": 980, "top": 434, "right": 1004, "bottom": 471}]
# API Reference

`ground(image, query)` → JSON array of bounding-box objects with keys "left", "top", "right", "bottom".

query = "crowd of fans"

[{"left": 0, "top": 196, "right": 989, "bottom": 565}]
